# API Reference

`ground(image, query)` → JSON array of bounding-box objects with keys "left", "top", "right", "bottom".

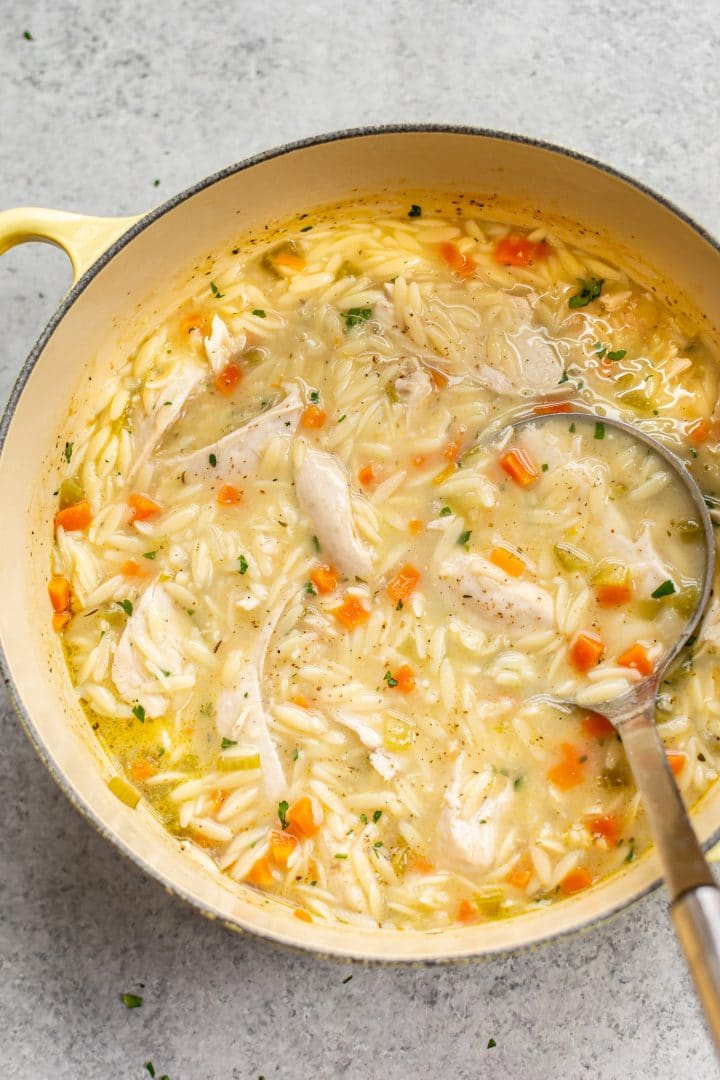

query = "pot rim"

[{"left": 2, "top": 123, "right": 720, "bottom": 963}]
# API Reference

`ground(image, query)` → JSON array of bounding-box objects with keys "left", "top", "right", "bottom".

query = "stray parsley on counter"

[{"left": 120, "top": 992, "right": 143, "bottom": 1009}]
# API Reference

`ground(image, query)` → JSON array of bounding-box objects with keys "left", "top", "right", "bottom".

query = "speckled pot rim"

[{"left": 2, "top": 124, "right": 720, "bottom": 965}]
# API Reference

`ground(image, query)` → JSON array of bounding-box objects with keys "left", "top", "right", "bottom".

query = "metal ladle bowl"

[{"left": 511, "top": 410, "right": 720, "bottom": 1050}]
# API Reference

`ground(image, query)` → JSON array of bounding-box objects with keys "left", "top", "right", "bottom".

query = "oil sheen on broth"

[{"left": 49, "top": 199, "right": 719, "bottom": 930}]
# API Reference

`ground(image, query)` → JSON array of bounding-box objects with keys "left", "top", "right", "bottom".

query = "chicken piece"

[
  {"left": 602, "top": 506, "right": 670, "bottom": 593},
  {"left": 438, "top": 551, "right": 555, "bottom": 639},
  {"left": 129, "top": 364, "right": 205, "bottom": 481},
  {"left": 293, "top": 440, "right": 373, "bottom": 579},
  {"left": 438, "top": 756, "right": 513, "bottom": 873},
  {"left": 214, "top": 590, "right": 291, "bottom": 800},
  {"left": 112, "top": 582, "right": 198, "bottom": 716},
  {"left": 475, "top": 297, "right": 562, "bottom": 396},
  {"left": 204, "top": 314, "right": 244, "bottom": 374},
  {"left": 333, "top": 711, "right": 399, "bottom": 779},
  {"left": 391, "top": 358, "right": 433, "bottom": 409},
  {"left": 167, "top": 388, "right": 302, "bottom": 484}
]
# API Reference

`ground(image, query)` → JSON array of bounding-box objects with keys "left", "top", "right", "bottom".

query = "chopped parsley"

[
  {"left": 457, "top": 529, "right": 472, "bottom": 547},
  {"left": 439, "top": 506, "right": 452, "bottom": 516},
  {"left": 541, "top": 463, "right": 549, "bottom": 472},
  {"left": 651, "top": 579, "right": 676, "bottom": 599},
  {"left": 252, "top": 308, "right": 267, "bottom": 318},
  {"left": 594, "top": 421, "right": 605, "bottom": 440},
  {"left": 625, "top": 844, "right": 636, "bottom": 863},
  {"left": 487, "top": 1038, "right": 497, "bottom": 1049},
  {"left": 238, "top": 555, "right": 249, "bottom": 575},
  {"left": 278, "top": 800, "right": 289, "bottom": 830},
  {"left": 142, "top": 550, "right": 157, "bottom": 560},
  {"left": 132, "top": 704, "right": 146, "bottom": 723},
  {"left": 120, "top": 992, "right": 143, "bottom": 1009},
  {"left": 594, "top": 342, "right": 607, "bottom": 358},
  {"left": 309, "top": 389, "right": 320, "bottom": 403},
  {"left": 305, "top": 581, "right": 317, "bottom": 596},
  {"left": 342, "top": 974, "right": 353, "bottom": 984},
  {"left": 373, "top": 809, "right": 382, "bottom": 823},
  {"left": 341, "top": 306, "right": 372, "bottom": 329},
  {"left": 558, "top": 371, "right": 569, "bottom": 384},
  {"left": 153, "top": 179, "right": 160, "bottom": 187},
  {"left": 23, "top": 30, "right": 33, "bottom": 40},
  {"left": 568, "top": 277, "right": 604, "bottom": 308},
  {"left": 210, "top": 281, "right": 224, "bottom": 299},
  {"left": 144, "top": 1064, "right": 155, "bottom": 1078},
  {"left": 118, "top": 599, "right": 133, "bottom": 616},
  {"left": 300, "top": 224, "right": 313, "bottom": 232},
  {"left": 334, "top": 853, "right": 348, "bottom": 859},
  {"left": 209, "top": 453, "right": 217, "bottom": 467},
  {"left": 64, "top": 441, "right": 73, "bottom": 463},
  {"left": 396, "top": 600, "right": 403, "bottom": 611},
  {"left": 384, "top": 671, "right": 398, "bottom": 687},
  {"left": 513, "top": 775, "right": 524, "bottom": 790},
  {"left": 337, "top": 414, "right": 346, "bottom": 423},
  {"left": 292, "top": 747, "right": 300, "bottom": 761},
  {"left": 221, "top": 737, "right": 237, "bottom": 749},
  {"left": 359, "top": 813, "right": 368, "bottom": 825},
  {"left": 569, "top": 422, "right": 576, "bottom": 433},
  {"left": 311, "top": 534, "right": 320, "bottom": 552},
  {"left": 408, "top": 204, "right": 423, "bottom": 217},
  {"left": 607, "top": 349, "right": 626, "bottom": 361}
]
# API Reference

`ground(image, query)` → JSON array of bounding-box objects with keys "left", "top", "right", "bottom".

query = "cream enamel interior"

[{"left": 2, "top": 129, "right": 720, "bottom": 961}]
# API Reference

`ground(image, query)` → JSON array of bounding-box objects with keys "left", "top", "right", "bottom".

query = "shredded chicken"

[
  {"left": 475, "top": 296, "right": 562, "bottom": 395},
  {"left": 129, "top": 364, "right": 205, "bottom": 481},
  {"left": 438, "top": 756, "right": 513, "bottom": 872},
  {"left": 392, "top": 358, "right": 433, "bottom": 409},
  {"left": 438, "top": 551, "right": 555, "bottom": 638},
  {"left": 204, "top": 314, "right": 244, "bottom": 373}
]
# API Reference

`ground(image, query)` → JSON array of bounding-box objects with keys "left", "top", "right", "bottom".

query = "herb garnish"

[
  {"left": 568, "top": 277, "right": 604, "bottom": 308},
  {"left": 142, "top": 550, "right": 157, "bottom": 560},
  {"left": 278, "top": 800, "right": 289, "bottom": 830},
  {"left": 625, "top": 844, "right": 636, "bottom": 863},
  {"left": 292, "top": 747, "right": 300, "bottom": 761},
  {"left": 238, "top": 555, "right": 248, "bottom": 575},
  {"left": 221, "top": 737, "right": 237, "bottom": 749},
  {"left": 408, "top": 204, "right": 422, "bottom": 217},
  {"left": 335, "top": 853, "right": 348, "bottom": 859},
  {"left": 384, "top": 671, "right": 398, "bottom": 687},
  {"left": 120, "top": 992, "right": 143, "bottom": 1009},
  {"left": 252, "top": 309, "right": 266, "bottom": 318},
  {"left": 541, "top": 463, "right": 549, "bottom": 472},
  {"left": 209, "top": 453, "right": 217, "bottom": 467},
  {"left": 132, "top": 704, "right": 145, "bottom": 723},
  {"left": 23, "top": 30, "right": 33, "bottom": 40},
  {"left": 118, "top": 599, "right": 133, "bottom": 616},
  {"left": 558, "top": 371, "right": 569, "bottom": 384},
  {"left": 341, "top": 307, "right": 372, "bottom": 329},
  {"left": 373, "top": 809, "right": 382, "bottom": 823},
  {"left": 607, "top": 349, "right": 626, "bottom": 361},
  {"left": 305, "top": 581, "right": 317, "bottom": 596},
  {"left": 309, "top": 390, "right": 320, "bottom": 403},
  {"left": 210, "top": 281, "right": 224, "bottom": 299},
  {"left": 439, "top": 506, "right": 452, "bottom": 516},
  {"left": 652, "top": 579, "right": 676, "bottom": 599},
  {"left": 594, "top": 421, "right": 605, "bottom": 440},
  {"left": 487, "top": 1039, "right": 497, "bottom": 1049},
  {"left": 64, "top": 441, "right": 73, "bottom": 463},
  {"left": 457, "top": 529, "right": 472, "bottom": 547},
  {"left": 569, "top": 422, "right": 576, "bottom": 433},
  {"left": 144, "top": 1064, "right": 155, "bottom": 1078},
  {"left": 342, "top": 974, "right": 353, "bottom": 983}
]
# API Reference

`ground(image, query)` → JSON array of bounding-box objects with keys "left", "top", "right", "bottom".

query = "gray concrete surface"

[{"left": 1, "top": 1, "right": 720, "bottom": 1076}]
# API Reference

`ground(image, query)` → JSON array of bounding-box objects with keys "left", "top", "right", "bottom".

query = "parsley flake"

[
  {"left": 541, "top": 463, "right": 549, "bottom": 472},
  {"left": 652, "top": 579, "right": 676, "bottom": 599},
  {"left": 305, "top": 581, "right": 317, "bottom": 596},
  {"left": 209, "top": 453, "right": 217, "bottom": 467},
  {"left": 309, "top": 389, "right": 320, "bottom": 403},
  {"left": 23, "top": 30, "right": 33, "bottom": 40},
  {"left": 607, "top": 349, "right": 626, "bottom": 361},
  {"left": 439, "top": 506, "right": 452, "bottom": 517},
  {"left": 132, "top": 704, "right": 146, "bottom": 723},
  {"left": 278, "top": 800, "right": 289, "bottom": 830},
  {"left": 144, "top": 1064, "right": 155, "bottom": 1078},
  {"left": 568, "top": 277, "right": 604, "bottom": 308},
  {"left": 142, "top": 550, "right": 157, "bottom": 560},
  {"left": 221, "top": 737, "right": 237, "bottom": 749},
  {"left": 311, "top": 534, "right": 320, "bottom": 552},
  {"left": 292, "top": 747, "right": 300, "bottom": 761},
  {"left": 341, "top": 307, "right": 372, "bottom": 329},
  {"left": 373, "top": 809, "right": 382, "bottom": 823},
  {"left": 238, "top": 555, "right": 248, "bottom": 575},
  {"left": 252, "top": 309, "right": 266, "bottom": 318},
  {"left": 457, "top": 529, "right": 472, "bottom": 547},
  {"left": 120, "top": 992, "right": 143, "bottom": 1009},
  {"left": 408, "top": 204, "right": 423, "bottom": 217},
  {"left": 487, "top": 1038, "right": 497, "bottom": 1049},
  {"left": 594, "top": 421, "right": 605, "bottom": 440},
  {"left": 210, "top": 281, "right": 224, "bottom": 299},
  {"left": 118, "top": 599, "right": 133, "bottom": 616},
  {"left": 64, "top": 441, "right": 73, "bottom": 463},
  {"left": 558, "top": 371, "right": 569, "bottom": 384},
  {"left": 384, "top": 671, "right": 398, "bottom": 687},
  {"left": 334, "top": 853, "right": 348, "bottom": 859}
]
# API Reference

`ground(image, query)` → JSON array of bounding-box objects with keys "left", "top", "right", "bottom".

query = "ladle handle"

[{"left": 619, "top": 703, "right": 720, "bottom": 1053}]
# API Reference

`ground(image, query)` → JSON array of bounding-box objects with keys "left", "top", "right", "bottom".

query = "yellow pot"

[{"left": 1, "top": 127, "right": 719, "bottom": 962}]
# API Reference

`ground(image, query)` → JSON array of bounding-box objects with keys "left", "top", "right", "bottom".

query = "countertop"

[{"left": 2, "top": 2, "right": 720, "bottom": 1077}]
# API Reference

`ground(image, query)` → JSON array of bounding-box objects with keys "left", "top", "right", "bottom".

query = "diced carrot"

[
  {"left": 180, "top": 311, "right": 209, "bottom": 336},
  {"left": 443, "top": 437, "right": 463, "bottom": 462},
  {"left": 392, "top": 664, "right": 416, "bottom": 693},
  {"left": 410, "top": 856, "right": 434, "bottom": 874},
  {"left": 569, "top": 631, "right": 605, "bottom": 673},
  {"left": 412, "top": 454, "right": 426, "bottom": 468},
  {"left": 505, "top": 852, "right": 533, "bottom": 890},
  {"left": 270, "top": 829, "right": 298, "bottom": 867},
  {"left": 617, "top": 643, "right": 653, "bottom": 677},
  {"left": 439, "top": 242, "right": 476, "bottom": 278},
  {"left": 686, "top": 418, "right": 713, "bottom": 445},
  {"left": 48, "top": 575, "right": 71, "bottom": 613},
  {"left": 581, "top": 711, "right": 615, "bottom": 739},
  {"left": 494, "top": 233, "right": 550, "bottom": 267},
  {"left": 291, "top": 695, "right": 309, "bottom": 708},
  {"left": 533, "top": 401, "right": 573, "bottom": 415},
  {"left": 54, "top": 500, "right": 92, "bottom": 532},
  {"left": 358, "top": 462, "right": 378, "bottom": 486},
  {"left": 589, "top": 814, "right": 621, "bottom": 845},
  {"left": 294, "top": 908, "right": 313, "bottom": 923},
  {"left": 596, "top": 581, "right": 633, "bottom": 607},
  {"left": 500, "top": 448, "right": 539, "bottom": 487},
  {"left": 287, "top": 795, "right": 323, "bottom": 839},
  {"left": 666, "top": 750, "right": 687, "bottom": 777},
  {"left": 387, "top": 564, "right": 420, "bottom": 605},
  {"left": 120, "top": 559, "right": 144, "bottom": 577},
  {"left": 408, "top": 519, "right": 424, "bottom": 536},
  {"left": 128, "top": 493, "right": 162, "bottom": 522},
  {"left": 429, "top": 367, "right": 449, "bottom": 389},
  {"left": 489, "top": 546, "right": 525, "bottom": 577},
  {"left": 301, "top": 404, "right": 326, "bottom": 429},
  {"left": 52, "top": 611, "right": 71, "bottom": 632},
  {"left": 214, "top": 361, "right": 242, "bottom": 396},
  {"left": 547, "top": 742, "right": 586, "bottom": 790},
  {"left": 217, "top": 484, "right": 241, "bottom": 505},
  {"left": 273, "top": 250, "right": 306, "bottom": 271},
  {"left": 131, "top": 759, "right": 157, "bottom": 783},
  {"left": 246, "top": 856, "right": 274, "bottom": 888},
  {"left": 457, "top": 898, "right": 476, "bottom": 922},
  {"left": 332, "top": 596, "right": 370, "bottom": 629},
  {"left": 559, "top": 867, "right": 593, "bottom": 895},
  {"left": 311, "top": 563, "right": 340, "bottom": 594}
]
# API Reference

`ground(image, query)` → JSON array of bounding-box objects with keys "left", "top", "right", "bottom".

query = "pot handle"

[{"left": 0, "top": 206, "right": 143, "bottom": 284}]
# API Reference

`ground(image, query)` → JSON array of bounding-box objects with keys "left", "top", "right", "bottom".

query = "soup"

[{"left": 48, "top": 200, "right": 720, "bottom": 930}]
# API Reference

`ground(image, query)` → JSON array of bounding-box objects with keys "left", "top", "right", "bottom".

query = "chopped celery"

[
  {"left": 217, "top": 749, "right": 262, "bottom": 772},
  {"left": 386, "top": 382, "right": 399, "bottom": 404},
  {"left": 384, "top": 717, "right": 414, "bottom": 751},
  {"left": 619, "top": 387, "right": 654, "bottom": 413},
  {"left": 600, "top": 765, "right": 631, "bottom": 788},
  {"left": 390, "top": 845, "right": 410, "bottom": 877},
  {"left": 591, "top": 559, "right": 630, "bottom": 587},
  {"left": 337, "top": 260, "right": 359, "bottom": 278},
  {"left": 59, "top": 476, "right": 84, "bottom": 508},
  {"left": 673, "top": 584, "right": 700, "bottom": 619},
  {"left": 554, "top": 541, "right": 591, "bottom": 572},
  {"left": 677, "top": 518, "right": 703, "bottom": 539},
  {"left": 473, "top": 887, "right": 504, "bottom": 918},
  {"left": 108, "top": 774, "right": 140, "bottom": 808},
  {"left": 636, "top": 598, "right": 662, "bottom": 620}
]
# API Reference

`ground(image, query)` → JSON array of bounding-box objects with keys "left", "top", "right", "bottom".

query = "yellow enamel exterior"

[
  {"left": 0, "top": 206, "right": 142, "bottom": 283},
  {"left": 1, "top": 130, "right": 719, "bottom": 961}
]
